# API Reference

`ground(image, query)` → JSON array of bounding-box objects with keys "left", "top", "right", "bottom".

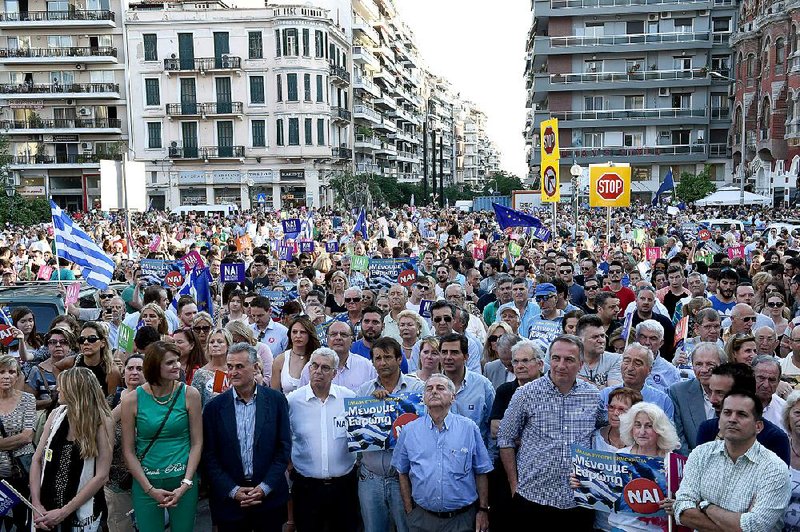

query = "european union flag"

[
  {"left": 492, "top": 203, "right": 544, "bottom": 230},
  {"left": 652, "top": 168, "right": 674, "bottom": 207},
  {"left": 353, "top": 208, "right": 368, "bottom": 239}
]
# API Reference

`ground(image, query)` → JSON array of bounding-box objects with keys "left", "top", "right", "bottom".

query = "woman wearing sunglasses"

[
  {"left": 57, "top": 321, "right": 122, "bottom": 398},
  {"left": 482, "top": 322, "right": 513, "bottom": 370},
  {"left": 190, "top": 312, "right": 213, "bottom": 350},
  {"left": 25, "top": 327, "right": 73, "bottom": 413},
  {"left": 763, "top": 292, "right": 789, "bottom": 337}
]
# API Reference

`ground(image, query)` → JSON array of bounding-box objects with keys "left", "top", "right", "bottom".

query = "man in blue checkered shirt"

[{"left": 498, "top": 334, "right": 604, "bottom": 527}]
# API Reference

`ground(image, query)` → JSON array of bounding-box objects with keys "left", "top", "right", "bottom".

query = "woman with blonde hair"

[
  {"left": 30, "top": 367, "right": 114, "bottom": 531},
  {"left": 397, "top": 309, "right": 424, "bottom": 370},
  {"left": 140, "top": 303, "right": 169, "bottom": 337},
  {"left": 325, "top": 270, "right": 349, "bottom": 316},
  {"left": 190, "top": 312, "right": 213, "bottom": 350},
  {"left": 225, "top": 319, "right": 274, "bottom": 381},
  {"left": 725, "top": 333, "right": 758, "bottom": 365},
  {"left": 57, "top": 321, "right": 121, "bottom": 397},
  {"left": 190, "top": 327, "right": 232, "bottom": 408},
  {"left": 482, "top": 322, "right": 513, "bottom": 368},
  {"left": 412, "top": 337, "right": 442, "bottom": 382}
]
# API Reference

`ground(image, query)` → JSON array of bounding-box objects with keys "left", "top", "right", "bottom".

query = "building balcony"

[
  {"left": 374, "top": 117, "right": 396, "bottom": 133},
  {"left": 398, "top": 173, "right": 420, "bottom": 183},
  {"left": 166, "top": 102, "right": 244, "bottom": 117},
  {"left": 0, "top": 82, "right": 119, "bottom": 98},
  {"left": 548, "top": 107, "right": 707, "bottom": 127},
  {"left": 374, "top": 70, "right": 396, "bottom": 87},
  {"left": 329, "top": 63, "right": 351, "bottom": 85},
  {"left": 709, "top": 143, "right": 730, "bottom": 157},
  {"left": 538, "top": 0, "right": 712, "bottom": 16},
  {"left": 352, "top": 14, "right": 380, "bottom": 44},
  {"left": 168, "top": 145, "right": 245, "bottom": 160},
  {"left": 332, "top": 146, "right": 353, "bottom": 159},
  {"left": 353, "top": 104, "right": 381, "bottom": 123},
  {"left": 390, "top": 130, "right": 417, "bottom": 144},
  {"left": 710, "top": 108, "right": 730, "bottom": 120},
  {"left": 355, "top": 162, "right": 380, "bottom": 174},
  {"left": 375, "top": 142, "right": 397, "bottom": 155},
  {"left": 331, "top": 106, "right": 352, "bottom": 123},
  {"left": 0, "top": 9, "right": 115, "bottom": 28},
  {"left": 163, "top": 56, "right": 242, "bottom": 73},
  {"left": 374, "top": 92, "right": 397, "bottom": 110},
  {"left": 539, "top": 143, "right": 708, "bottom": 164},
  {"left": 0, "top": 118, "right": 122, "bottom": 133},
  {"left": 392, "top": 150, "right": 418, "bottom": 162},
  {"left": 353, "top": 46, "right": 380, "bottom": 70},
  {"left": 353, "top": 74, "right": 380, "bottom": 97},
  {"left": 355, "top": 134, "right": 381, "bottom": 150},
  {"left": 537, "top": 32, "right": 711, "bottom": 55},
  {"left": 0, "top": 46, "right": 117, "bottom": 63},
  {"left": 8, "top": 153, "right": 121, "bottom": 168}
]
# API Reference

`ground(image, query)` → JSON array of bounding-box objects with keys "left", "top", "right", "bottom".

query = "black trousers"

[
  {"left": 216, "top": 504, "right": 287, "bottom": 532},
  {"left": 489, "top": 459, "right": 513, "bottom": 532},
  {"left": 292, "top": 469, "right": 359, "bottom": 532},
  {"left": 512, "top": 494, "right": 594, "bottom": 529}
]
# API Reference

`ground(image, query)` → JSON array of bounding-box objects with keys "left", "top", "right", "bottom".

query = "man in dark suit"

[
  {"left": 667, "top": 342, "right": 724, "bottom": 456},
  {"left": 202, "top": 342, "right": 291, "bottom": 532}
]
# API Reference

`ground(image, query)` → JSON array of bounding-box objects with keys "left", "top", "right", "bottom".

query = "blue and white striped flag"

[
  {"left": 300, "top": 213, "right": 314, "bottom": 241},
  {"left": 170, "top": 266, "right": 214, "bottom": 318},
  {"left": 50, "top": 201, "right": 115, "bottom": 289},
  {"left": 0, "top": 308, "right": 10, "bottom": 326}
]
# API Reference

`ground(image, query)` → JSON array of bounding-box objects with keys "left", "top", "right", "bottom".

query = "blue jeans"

[{"left": 358, "top": 464, "right": 409, "bottom": 532}]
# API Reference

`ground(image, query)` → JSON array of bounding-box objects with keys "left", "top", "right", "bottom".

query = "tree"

[
  {"left": 0, "top": 196, "right": 50, "bottom": 226},
  {"left": 480, "top": 171, "right": 524, "bottom": 196},
  {"left": 675, "top": 165, "right": 716, "bottom": 203}
]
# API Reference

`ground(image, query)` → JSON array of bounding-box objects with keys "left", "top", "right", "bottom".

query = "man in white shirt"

[
  {"left": 299, "top": 321, "right": 376, "bottom": 392},
  {"left": 286, "top": 348, "right": 358, "bottom": 532},
  {"left": 753, "top": 355, "right": 787, "bottom": 433}
]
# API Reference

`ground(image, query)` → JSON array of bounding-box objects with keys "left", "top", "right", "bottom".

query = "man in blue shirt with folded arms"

[{"left": 392, "top": 373, "right": 493, "bottom": 532}]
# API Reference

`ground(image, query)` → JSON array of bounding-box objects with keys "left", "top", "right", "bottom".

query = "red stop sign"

[
  {"left": 597, "top": 173, "right": 624, "bottom": 200},
  {"left": 543, "top": 126, "right": 556, "bottom": 155}
]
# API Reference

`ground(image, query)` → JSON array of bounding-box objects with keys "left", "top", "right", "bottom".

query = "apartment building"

[
  {"left": 729, "top": 0, "right": 799, "bottom": 197},
  {"left": 125, "top": 1, "right": 351, "bottom": 210},
  {"left": 0, "top": 0, "right": 127, "bottom": 209},
  {"left": 524, "top": 0, "right": 737, "bottom": 201}
]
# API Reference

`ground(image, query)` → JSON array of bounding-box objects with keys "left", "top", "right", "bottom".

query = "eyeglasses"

[
  {"left": 767, "top": 301, "right": 785, "bottom": 308},
  {"left": 47, "top": 339, "right": 68, "bottom": 346},
  {"left": 345, "top": 298, "right": 362, "bottom": 303},
  {"left": 77, "top": 335, "right": 101, "bottom": 344},
  {"left": 559, "top": 269, "right": 572, "bottom": 274},
  {"left": 512, "top": 358, "right": 538, "bottom": 365},
  {"left": 535, "top": 295, "right": 554, "bottom": 302},
  {"left": 243, "top": 301, "right": 253, "bottom": 307},
  {"left": 738, "top": 316, "right": 757, "bottom": 322},
  {"left": 99, "top": 294, "right": 115, "bottom": 300},
  {"left": 309, "top": 362, "right": 334, "bottom": 373},
  {"left": 415, "top": 285, "right": 431, "bottom": 290},
  {"left": 433, "top": 315, "right": 453, "bottom": 323},
  {"left": 584, "top": 285, "right": 598, "bottom": 291},
  {"left": 193, "top": 325, "right": 212, "bottom": 333},
  {"left": 608, "top": 269, "right": 623, "bottom": 275}
]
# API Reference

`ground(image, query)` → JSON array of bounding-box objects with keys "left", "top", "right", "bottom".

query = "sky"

[{"left": 398, "top": 1, "right": 531, "bottom": 179}]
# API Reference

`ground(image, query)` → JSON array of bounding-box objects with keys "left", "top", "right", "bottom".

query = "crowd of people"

[{"left": 0, "top": 200, "right": 799, "bottom": 531}]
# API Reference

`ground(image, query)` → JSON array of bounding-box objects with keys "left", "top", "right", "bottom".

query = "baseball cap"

[
  {"left": 497, "top": 302, "right": 520, "bottom": 317},
  {"left": 534, "top": 283, "right": 557, "bottom": 297}
]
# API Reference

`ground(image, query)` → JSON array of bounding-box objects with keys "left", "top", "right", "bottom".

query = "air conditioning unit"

[
  {"left": 661, "top": 11, "right": 672, "bottom": 18},
  {"left": 81, "top": 142, "right": 93, "bottom": 151},
  {"left": 78, "top": 107, "right": 91, "bottom": 116},
  {"left": 698, "top": 9, "right": 709, "bottom": 15},
  {"left": 648, "top": 13, "right": 659, "bottom": 21},
  {"left": 658, "top": 87, "right": 670, "bottom": 96}
]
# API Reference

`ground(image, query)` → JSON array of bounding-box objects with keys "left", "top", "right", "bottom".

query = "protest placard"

[
  {"left": 344, "top": 393, "right": 424, "bottom": 452},
  {"left": 368, "top": 258, "right": 418, "bottom": 291}
]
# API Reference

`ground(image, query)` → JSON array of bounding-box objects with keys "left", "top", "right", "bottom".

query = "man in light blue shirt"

[
  {"left": 249, "top": 295, "right": 288, "bottom": 356},
  {"left": 392, "top": 373, "right": 492, "bottom": 532}
]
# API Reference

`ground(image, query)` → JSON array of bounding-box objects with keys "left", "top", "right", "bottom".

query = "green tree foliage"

[
  {"left": 480, "top": 171, "right": 524, "bottom": 196},
  {"left": 675, "top": 165, "right": 716, "bottom": 203},
  {"left": 0, "top": 196, "right": 51, "bottom": 226}
]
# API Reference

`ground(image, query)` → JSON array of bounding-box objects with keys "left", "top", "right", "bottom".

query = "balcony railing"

[
  {"left": 550, "top": 107, "right": 705, "bottom": 121},
  {"left": 353, "top": 74, "right": 377, "bottom": 92},
  {"left": 549, "top": 0, "right": 707, "bottom": 7},
  {"left": 711, "top": 108, "right": 730, "bottom": 119},
  {"left": 0, "top": 10, "right": 114, "bottom": 21},
  {"left": 163, "top": 56, "right": 242, "bottom": 71},
  {"left": 0, "top": 118, "right": 121, "bottom": 129},
  {"left": 353, "top": 104, "right": 380, "bottom": 121},
  {"left": 355, "top": 135, "right": 381, "bottom": 148},
  {"left": 329, "top": 63, "right": 351, "bottom": 83},
  {"left": 168, "top": 145, "right": 245, "bottom": 159},
  {"left": 560, "top": 144, "right": 706, "bottom": 157},
  {"left": 331, "top": 107, "right": 352, "bottom": 121},
  {"left": 550, "top": 32, "right": 710, "bottom": 47},
  {"left": 0, "top": 46, "right": 117, "bottom": 58},
  {"left": 9, "top": 153, "right": 121, "bottom": 164},
  {"left": 332, "top": 146, "right": 353, "bottom": 159},
  {"left": 0, "top": 82, "right": 119, "bottom": 94},
  {"left": 549, "top": 68, "right": 708, "bottom": 84},
  {"left": 709, "top": 143, "right": 728, "bottom": 156},
  {"left": 166, "top": 102, "right": 243, "bottom": 116}
]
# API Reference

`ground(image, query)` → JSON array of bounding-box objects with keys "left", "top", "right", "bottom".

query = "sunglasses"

[
  {"left": 767, "top": 301, "right": 785, "bottom": 308},
  {"left": 99, "top": 294, "right": 115, "bottom": 300},
  {"left": 77, "top": 335, "right": 101, "bottom": 344},
  {"left": 345, "top": 298, "right": 362, "bottom": 303},
  {"left": 47, "top": 339, "right": 68, "bottom": 346},
  {"left": 739, "top": 316, "right": 757, "bottom": 322},
  {"left": 608, "top": 270, "right": 623, "bottom": 275},
  {"left": 559, "top": 269, "right": 572, "bottom": 274},
  {"left": 584, "top": 285, "right": 598, "bottom": 291},
  {"left": 433, "top": 315, "right": 453, "bottom": 323},
  {"left": 193, "top": 325, "right": 212, "bottom": 332},
  {"left": 535, "top": 295, "right": 554, "bottom": 302}
]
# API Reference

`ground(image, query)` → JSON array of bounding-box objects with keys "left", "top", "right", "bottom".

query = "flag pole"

[{"left": 51, "top": 203, "right": 61, "bottom": 284}]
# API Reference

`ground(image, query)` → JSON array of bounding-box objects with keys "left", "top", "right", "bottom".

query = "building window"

[
  {"left": 673, "top": 56, "right": 692, "bottom": 70},
  {"left": 317, "top": 118, "right": 325, "bottom": 145},
  {"left": 674, "top": 18, "right": 693, "bottom": 33},
  {"left": 288, "top": 117, "right": 300, "bottom": 145},
  {"left": 287, "top": 73, "right": 298, "bottom": 101},
  {"left": 144, "top": 78, "right": 160, "bottom": 106},
  {"left": 584, "top": 96, "right": 603, "bottom": 111},
  {"left": 315, "top": 30, "right": 324, "bottom": 58},
  {"left": 624, "top": 95, "right": 644, "bottom": 109},
  {"left": 304, "top": 74, "right": 311, "bottom": 101},
  {"left": 712, "top": 17, "right": 731, "bottom": 33},
  {"left": 276, "top": 74, "right": 282, "bottom": 102},
  {"left": 143, "top": 33, "right": 157, "bottom": 61},
  {"left": 248, "top": 31, "right": 263, "bottom": 59},
  {"left": 777, "top": 38, "right": 786, "bottom": 72},
  {"left": 252, "top": 119, "right": 266, "bottom": 147},
  {"left": 147, "top": 122, "right": 161, "bottom": 148},
  {"left": 304, "top": 118, "right": 313, "bottom": 145},
  {"left": 250, "top": 76, "right": 265, "bottom": 104},
  {"left": 276, "top": 118, "right": 284, "bottom": 146},
  {"left": 302, "top": 28, "right": 310, "bottom": 56},
  {"left": 623, "top": 132, "right": 643, "bottom": 147},
  {"left": 584, "top": 22, "right": 604, "bottom": 38},
  {"left": 583, "top": 132, "right": 603, "bottom": 147},
  {"left": 284, "top": 28, "right": 298, "bottom": 56},
  {"left": 275, "top": 29, "right": 281, "bottom": 57},
  {"left": 316, "top": 74, "right": 324, "bottom": 102},
  {"left": 626, "top": 21, "right": 644, "bottom": 35}
]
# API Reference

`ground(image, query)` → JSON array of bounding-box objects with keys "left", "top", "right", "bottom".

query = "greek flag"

[{"left": 50, "top": 201, "right": 115, "bottom": 289}]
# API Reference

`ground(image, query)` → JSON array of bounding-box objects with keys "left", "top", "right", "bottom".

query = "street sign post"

[
  {"left": 589, "top": 164, "right": 631, "bottom": 245},
  {"left": 540, "top": 119, "right": 560, "bottom": 204}
]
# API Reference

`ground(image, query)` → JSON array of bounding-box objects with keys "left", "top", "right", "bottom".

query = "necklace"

[{"left": 151, "top": 381, "right": 177, "bottom": 406}]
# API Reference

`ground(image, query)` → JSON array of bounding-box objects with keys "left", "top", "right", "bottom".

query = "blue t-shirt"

[
  {"left": 351, "top": 339, "right": 409, "bottom": 374},
  {"left": 708, "top": 295, "right": 736, "bottom": 317}
]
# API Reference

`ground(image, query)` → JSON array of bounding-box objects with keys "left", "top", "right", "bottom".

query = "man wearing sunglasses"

[
  {"left": 406, "top": 278, "right": 432, "bottom": 315},
  {"left": 722, "top": 304, "right": 760, "bottom": 342},
  {"left": 601, "top": 261, "right": 634, "bottom": 318},
  {"left": 66, "top": 287, "right": 117, "bottom": 322},
  {"left": 720, "top": 284, "right": 776, "bottom": 333}
]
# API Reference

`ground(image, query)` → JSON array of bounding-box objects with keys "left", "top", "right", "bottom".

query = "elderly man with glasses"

[{"left": 723, "top": 303, "right": 760, "bottom": 342}]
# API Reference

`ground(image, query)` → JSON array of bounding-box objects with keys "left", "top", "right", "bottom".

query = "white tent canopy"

[{"left": 694, "top": 187, "right": 772, "bottom": 206}]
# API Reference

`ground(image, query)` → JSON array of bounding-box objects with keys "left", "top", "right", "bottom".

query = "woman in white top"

[{"left": 271, "top": 316, "right": 320, "bottom": 395}]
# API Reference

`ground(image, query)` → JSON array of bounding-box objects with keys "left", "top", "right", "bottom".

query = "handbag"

[
  {"left": 121, "top": 384, "right": 183, "bottom": 491},
  {"left": 0, "top": 416, "right": 29, "bottom": 482}
]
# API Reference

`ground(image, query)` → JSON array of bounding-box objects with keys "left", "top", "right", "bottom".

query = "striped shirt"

[
  {"left": 674, "top": 439, "right": 791, "bottom": 532},
  {"left": 497, "top": 373, "right": 603, "bottom": 509},
  {"left": 229, "top": 387, "right": 270, "bottom": 498}
]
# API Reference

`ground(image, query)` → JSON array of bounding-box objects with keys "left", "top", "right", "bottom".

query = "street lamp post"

[
  {"left": 570, "top": 161, "right": 582, "bottom": 235},
  {"left": 710, "top": 71, "right": 745, "bottom": 206}
]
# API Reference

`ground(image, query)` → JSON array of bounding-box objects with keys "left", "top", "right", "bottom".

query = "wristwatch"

[
  {"left": 181, "top": 478, "right": 194, "bottom": 488},
  {"left": 478, "top": 506, "right": 490, "bottom": 513},
  {"left": 698, "top": 500, "right": 711, "bottom": 515}
]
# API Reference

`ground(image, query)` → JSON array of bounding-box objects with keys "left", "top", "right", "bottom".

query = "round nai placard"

[
  {"left": 623, "top": 477, "right": 664, "bottom": 514},
  {"left": 164, "top": 271, "right": 184, "bottom": 288},
  {"left": 391, "top": 412, "right": 418, "bottom": 439}
]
